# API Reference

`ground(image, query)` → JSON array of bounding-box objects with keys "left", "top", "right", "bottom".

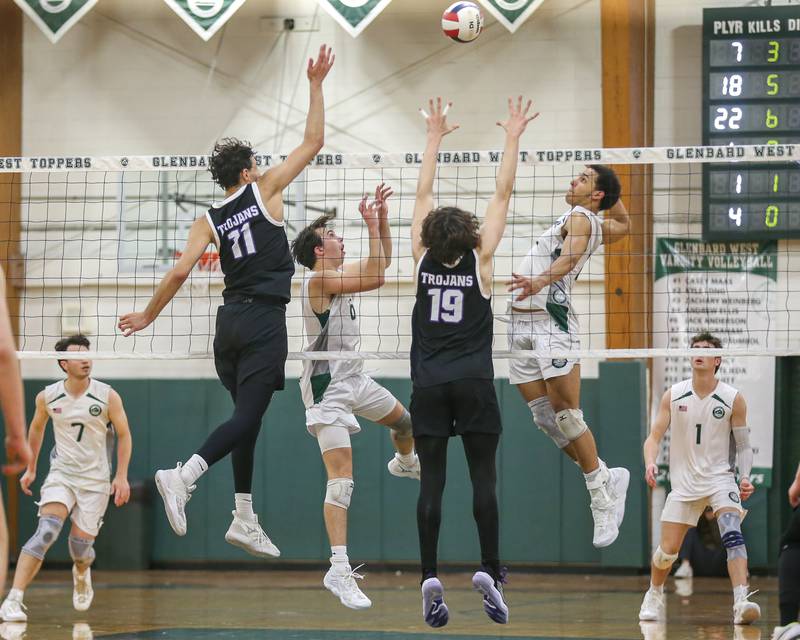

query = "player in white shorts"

[
  {"left": 290, "top": 183, "right": 419, "bottom": 610},
  {"left": 639, "top": 332, "right": 760, "bottom": 625},
  {"left": 0, "top": 335, "right": 132, "bottom": 623},
  {"left": 506, "top": 165, "right": 631, "bottom": 548}
]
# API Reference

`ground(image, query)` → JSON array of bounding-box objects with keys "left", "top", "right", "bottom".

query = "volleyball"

[{"left": 442, "top": 2, "right": 483, "bottom": 43}]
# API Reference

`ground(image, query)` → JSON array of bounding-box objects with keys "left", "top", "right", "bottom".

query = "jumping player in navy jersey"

[
  {"left": 118, "top": 45, "right": 334, "bottom": 557},
  {"left": 410, "top": 96, "right": 537, "bottom": 627}
]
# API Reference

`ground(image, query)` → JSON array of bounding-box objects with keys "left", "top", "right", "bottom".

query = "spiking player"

[
  {"left": 505, "top": 165, "right": 631, "bottom": 548},
  {"left": 118, "top": 46, "right": 334, "bottom": 556},
  {"left": 0, "top": 335, "right": 132, "bottom": 622},
  {"left": 639, "top": 332, "right": 760, "bottom": 625},
  {"left": 291, "top": 184, "right": 419, "bottom": 610}
]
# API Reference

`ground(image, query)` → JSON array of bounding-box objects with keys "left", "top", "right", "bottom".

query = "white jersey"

[
  {"left": 44, "top": 379, "right": 113, "bottom": 494},
  {"left": 300, "top": 273, "right": 363, "bottom": 409},
  {"left": 510, "top": 205, "right": 603, "bottom": 331},
  {"left": 668, "top": 378, "right": 739, "bottom": 499}
]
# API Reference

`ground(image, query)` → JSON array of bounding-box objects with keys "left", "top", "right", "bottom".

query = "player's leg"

[
  {"left": 777, "top": 507, "right": 800, "bottom": 633},
  {"left": 68, "top": 523, "right": 96, "bottom": 612},
  {"left": 516, "top": 381, "right": 579, "bottom": 462},
  {"left": 639, "top": 519, "right": 692, "bottom": 622}
]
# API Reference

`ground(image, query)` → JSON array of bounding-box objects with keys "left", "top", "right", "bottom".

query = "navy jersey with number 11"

[{"left": 411, "top": 249, "right": 494, "bottom": 388}]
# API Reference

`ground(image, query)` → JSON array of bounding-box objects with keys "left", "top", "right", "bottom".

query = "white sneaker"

[
  {"left": 639, "top": 621, "right": 667, "bottom": 640},
  {"left": 772, "top": 622, "right": 800, "bottom": 640},
  {"left": 674, "top": 560, "right": 693, "bottom": 578},
  {"left": 421, "top": 577, "right": 449, "bottom": 627},
  {"left": 155, "top": 464, "right": 194, "bottom": 536},
  {"left": 733, "top": 589, "right": 761, "bottom": 625},
  {"left": 0, "top": 622, "right": 27, "bottom": 640},
  {"left": 72, "top": 565, "right": 94, "bottom": 612},
  {"left": 387, "top": 453, "right": 420, "bottom": 480},
  {"left": 588, "top": 466, "right": 629, "bottom": 548},
  {"left": 674, "top": 577, "right": 693, "bottom": 597},
  {"left": 0, "top": 599, "right": 26, "bottom": 623},
  {"left": 323, "top": 562, "right": 372, "bottom": 610},
  {"left": 639, "top": 588, "right": 666, "bottom": 622},
  {"left": 72, "top": 622, "right": 93, "bottom": 640},
  {"left": 224, "top": 511, "right": 280, "bottom": 558}
]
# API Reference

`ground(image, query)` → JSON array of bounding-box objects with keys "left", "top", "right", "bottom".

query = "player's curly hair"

[
  {"left": 690, "top": 331, "right": 723, "bottom": 372},
  {"left": 420, "top": 206, "right": 480, "bottom": 266},
  {"left": 209, "top": 138, "right": 255, "bottom": 190},
  {"left": 55, "top": 334, "right": 91, "bottom": 373},
  {"left": 291, "top": 215, "right": 332, "bottom": 269},
  {"left": 587, "top": 164, "right": 621, "bottom": 210}
]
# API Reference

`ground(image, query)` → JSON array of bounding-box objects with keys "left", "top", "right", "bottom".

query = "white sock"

[
  {"left": 397, "top": 451, "right": 416, "bottom": 466},
  {"left": 179, "top": 454, "right": 208, "bottom": 486},
  {"left": 7, "top": 589, "right": 23, "bottom": 603},
  {"left": 331, "top": 545, "right": 348, "bottom": 564},
  {"left": 235, "top": 493, "right": 255, "bottom": 520},
  {"left": 733, "top": 584, "right": 749, "bottom": 601},
  {"left": 583, "top": 459, "right": 607, "bottom": 484},
  {"left": 650, "top": 582, "right": 664, "bottom": 594}
]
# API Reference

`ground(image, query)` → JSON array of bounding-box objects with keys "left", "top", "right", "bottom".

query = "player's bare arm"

[
  {"left": 411, "top": 97, "right": 460, "bottom": 264},
  {"left": 258, "top": 44, "right": 334, "bottom": 222},
  {"left": 118, "top": 217, "right": 214, "bottom": 336},
  {"left": 375, "top": 182, "right": 393, "bottom": 269},
  {"left": 19, "top": 392, "right": 48, "bottom": 496},
  {"left": 643, "top": 389, "right": 672, "bottom": 488},
  {"left": 108, "top": 389, "right": 132, "bottom": 507},
  {"left": 506, "top": 212, "right": 592, "bottom": 302},
  {"left": 730, "top": 393, "right": 754, "bottom": 501},
  {"left": 601, "top": 198, "right": 630, "bottom": 245}
]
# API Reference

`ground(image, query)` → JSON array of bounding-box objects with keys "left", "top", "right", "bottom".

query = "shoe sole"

[
  {"left": 0, "top": 614, "right": 26, "bottom": 623},
  {"left": 224, "top": 533, "right": 280, "bottom": 558},
  {"left": 387, "top": 463, "right": 420, "bottom": 481},
  {"left": 422, "top": 579, "right": 449, "bottom": 628},
  {"left": 773, "top": 625, "right": 800, "bottom": 640},
  {"left": 614, "top": 468, "right": 631, "bottom": 529},
  {"left": 639, "top": 612, "right": 663, "bottom": 622},
  {"left": 323, "top": 574, "right": 371, "bottom": 610},
  {"left": 73, "top": 596, "right": 92, "bottom": 612},
  {"left": 155, "top": 471, "right": 187, "bottom": 537},
  {"left": 472, "top": 572, "right": 509, "bottom": 624}
]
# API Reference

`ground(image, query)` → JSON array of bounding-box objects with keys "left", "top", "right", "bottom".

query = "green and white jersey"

[
  {"left": 510, "top": 205, "right": 603, "bottom": 331},
  {"left": 44, "top": 378, "right": 113, "bottom": 493},
  {"left": 299, "top": 273, "right": 363, "bottom": 409},
  {"left": 668, "top": 378, "right": 739, "bottom": 499}
]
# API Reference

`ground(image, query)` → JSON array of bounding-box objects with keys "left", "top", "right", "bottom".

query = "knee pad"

[
  {"left": 529, "top": 397, "right": 570, "bottom": 449},
  {"left": 390, "top": 409, "right": 413, "bottom": 438},
  {"left": 555, "top": 408, "right": 588, "bottom": 441},
  {"left": 652, "top": 545, "right": 679, "bottom": 570},
  {"left": 718, "top": 511, "right": 748, "bottom": 561},
  {"left": 325, "top": 478, "right": 354, "bottom": 510},
  {"left": 68, "top": 535, "right": 96, "bottom": 565},
  {"left": 22, "top": 515, "right": 64, "bottom": 560}
]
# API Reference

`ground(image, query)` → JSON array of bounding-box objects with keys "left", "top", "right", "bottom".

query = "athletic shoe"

[
  {"left": 674, "top": 577, "right": 693, "bottom": 597},
  {"left": 323, "top": 562, "right": 371, "bottom": 610},
  {"left": 154, "top": 463, "right": 194, "bottom": 536},
  {"left": 772, "top": 622, "right": 800, "bottom": 640},
  {"left": 0, "top": 622, "right": 27, "bottom": 640},
  {"left": 0, "top": 599, "right": 26, "bottom": 623},
  {"left": 589, "top": 466, "right": 629, "bottom": 548},
  {"left": 673, "top": 560, "right": 693, "bottom": 578},
  {"left": 72, "top": 565, "right": 94, "bottom": 611},
  {"left": 472, "top": 569, "right": 509, "bottom": 624},
  {"left": 387, "top": 453, "right": 420, "bottom": 480},
  {"left": 639, "top": 621, "right": 667, "bottom": 640},
  {"left": 224, "top": 511, "right": 280, "bottom": 558},
  {"left": 733, "top": 589, "right": 761, "bottom": 625},
  {"left": 72, "top": 622, "right": 93, "bottom": 640},
  {"left": 421, "top": 577, "right": 449, "bottom": 628},
  {"left": 639, "top": 588, "right": 666, "bottom": 622}
]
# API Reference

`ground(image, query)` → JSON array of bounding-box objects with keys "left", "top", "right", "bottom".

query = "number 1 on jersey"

[
  {"left": 695, "top": 423, "right": 701, "bottom": 445},
  {"left": 229, "top": 222, "right": 256, "bottom": 259}
]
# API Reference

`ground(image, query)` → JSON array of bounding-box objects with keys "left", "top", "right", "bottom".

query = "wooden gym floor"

[{"left": 0, "top": 570, "right": 779, "bottom": 639}]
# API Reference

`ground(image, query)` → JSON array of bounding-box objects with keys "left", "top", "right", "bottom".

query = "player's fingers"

[
  {"left": 527, "top": 112, "right": 541, "bottom": 123},
  {"left": 524, "top": 99, "right": 532, "bottom": 114},
  {"left": 436, "top": 96, "right": 442, "bottom": 114},
  {"left": 517, "top": 95, "right": 523, "bottom": 112}
]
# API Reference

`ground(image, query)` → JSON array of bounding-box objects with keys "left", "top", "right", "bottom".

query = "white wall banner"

[
  {"left": 316, "top": 0, "right": 394, "bottom": 38},
  {"left": 162, "top": 0, "right": 247, "bottom": 41},
  {"left": 652, "top": 237, "right": 777, "bottom": 487},
  {"left": 478, "top": 0, "right": 545, "bottom": 33},
  {"left": 14, "top": 0, "right": 99, "bottom": 44}
]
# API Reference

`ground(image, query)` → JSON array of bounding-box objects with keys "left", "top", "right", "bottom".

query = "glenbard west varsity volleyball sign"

[
  {"left": 13, "top": 0, "right": 99, "bottom": 43},
  {"left": 316, "top": 0, "right": 394, "bottom": 38}
]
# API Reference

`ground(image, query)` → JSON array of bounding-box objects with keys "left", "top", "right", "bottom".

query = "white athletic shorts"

[
  {"left": 39, "top": 473, "right": 110, "bottom": 536},
  {"left": 661, "top": 482, "right": 744, "bottom": 526},
  {"left": 507, "top": 311, "right": 580, "bottom": 384},
  {"left": 305, "top": 373, "right": 397, "bottom": 436}
]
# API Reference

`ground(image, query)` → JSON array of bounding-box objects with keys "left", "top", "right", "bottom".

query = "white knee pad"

[
  {"left": 315, "top": 424, "right": 351, "bottom": 454},
  {"left": 390, "top": 409, "right": 413, "bottom": 438},
  {"left": 22, "top": 515, "right": 64, "bottom": 560},
  {"left": 555, "top": 408, "right": 588, "bottom": 441},
  {"left": 529, "top": 397, "right": 570, "bottom": 449},
  {"left": 718, "top": 511, "right": 748, "bottom": 561},
  {"left": 325, "top": 478, "right": 354, "bottom": 510},
  {"left": 652, "top": 545, "right": 679, "bottom": 570},
  {"left": 68, "top": 535, "right": 96, "bottom": 565}
]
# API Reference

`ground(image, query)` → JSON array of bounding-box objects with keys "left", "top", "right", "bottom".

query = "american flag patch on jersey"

[
  {"left": 678, "top": 405, "right": 687, "bottom": 412},
  {"left": 53, "top": 407, "right": 61, "bottom": 413}
]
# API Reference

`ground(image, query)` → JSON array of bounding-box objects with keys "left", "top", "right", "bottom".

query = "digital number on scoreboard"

[{"left": 703, "top": 6, "right": 800, "bottom": 240}]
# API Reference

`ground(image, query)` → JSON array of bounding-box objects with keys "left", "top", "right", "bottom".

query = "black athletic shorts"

[
  {"left": 213, "top": 301, "right": 288, "bottom": 393},
  {"left": 410, "top": 378, "right": 502, "bottom": 438}
]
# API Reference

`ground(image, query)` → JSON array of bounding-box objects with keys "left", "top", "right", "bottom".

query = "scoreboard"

[{"left": 703, "top": 6, "right": 800, "bottom": 240}]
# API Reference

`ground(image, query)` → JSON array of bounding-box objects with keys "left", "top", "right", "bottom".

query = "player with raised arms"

[{"left": 118, "top": 46, "right": 334, "bottom": 556}]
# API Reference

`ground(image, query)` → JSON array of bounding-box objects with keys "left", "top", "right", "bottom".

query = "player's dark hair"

[
  {"left": 291, "top": 215, "right": 332, "bottom": 269},
  {"left": 209, "top": 138, "right": 255, "bottom": 190},
  {"left": 587, "top": 164, "right": 621, "bottom": 210},
  {"left": 690, "top": 331, "right": 722, "bottom": 372},
  {"left": 420, "top": 206, "right": 480, "bottom": 266},
  {"left": 55, "top": 334, "right": 91, "bottom": 373}
]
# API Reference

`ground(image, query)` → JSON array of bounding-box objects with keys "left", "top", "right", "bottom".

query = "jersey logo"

[
  {"left": 552, "top": 359, "right": 567, "bottom": 368},
  {"left": 89, "top": 404, "right": 102, "bottom": 417},
  {"left": 678, "top": 405, "right": 687, "bottom": 412},
  {"left": 728, "top": 491, "right": 740, "bottom": 504},
  {"left": 713, "top": 406, "right": 725, "bottom": 419}
]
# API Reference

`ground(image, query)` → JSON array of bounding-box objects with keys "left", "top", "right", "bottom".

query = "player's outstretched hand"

[
  {"left": 505, "top": 273, "right": 546, "bottom": 302},
  {"left": 645, "top": 463, "right": 659, "bottom": 488},
  {"left": 497, "top": 96, "right": 539, "bottom": 138},
  {"left": 118, "top": 311, "right": 152, "bottom": 337},
  {"left": 19, "top": 468, "right": 35, "bottom": 495},
  {"left": 420, "top": 98, "right": 459, "bottom": 139},
  {"left": 112, "top": 475, "right": 130, "bottom": 507},
  {"left": 739, "top": 477, "right": 755, "bottom": 501},
  {"left": 307, "top": 44, "right": 334, "bottom": 86},
  {"left": 789, "top": 476, "right": 800, "bottom": 508},
  {"left": 374, "top": 182, "right": 393, "bottom": 220},
  {"left": 358, "top": 192, "right": 382, "bottom": 230},
  {"left": 4, "top": 434, "right": 32, "bottom": 477}
]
